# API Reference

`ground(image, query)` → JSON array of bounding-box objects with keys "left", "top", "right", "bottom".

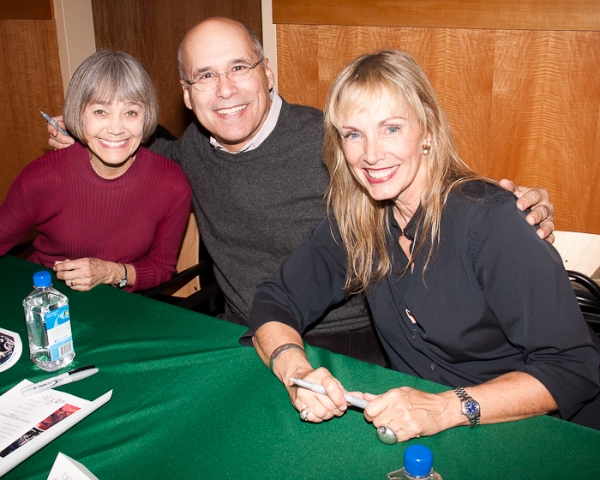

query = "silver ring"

[
  {"left": 376, "top": 425, "right": 398, "bottom": 445},
  {"left": 300, "top": 408, "right": 310, "bottom": 422}
]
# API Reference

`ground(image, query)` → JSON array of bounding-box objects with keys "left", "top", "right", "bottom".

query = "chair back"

[
  {"left": 553, "top": 231, "right": 600, "bottom": 277},
  {"left": 553, "top": 231, "right": 600, "bottom": 336},
  {"left": 171, "top": 212, "right": 201, "bottom": 297}
]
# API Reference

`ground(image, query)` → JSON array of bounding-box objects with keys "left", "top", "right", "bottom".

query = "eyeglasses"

[{"left": 182, "top": 58, "right": 265, "bottom": 91}]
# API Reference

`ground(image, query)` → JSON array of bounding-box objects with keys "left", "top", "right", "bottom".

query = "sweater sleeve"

[
  {"left": 245, "top": 217, "right": 349, "bottom": 340},
  {"left": 0, "top": 172, "right": 36, "bottom": 256},
  {"left": 471, "top": 196, "right": 600, "bottom": 420},
  {"left": 128, "top": 169, "right": 192, "bottom": 291},
  {"left": 148, "top": 138, "right": 177, "bottom": 163}
]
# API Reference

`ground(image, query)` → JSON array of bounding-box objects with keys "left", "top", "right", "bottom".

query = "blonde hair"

[
  {"left": 323, "top": 50, "right": 485, "bottom": 293},
  {"left": 64, "top": 50, "right": 158, "bottom": 144}
]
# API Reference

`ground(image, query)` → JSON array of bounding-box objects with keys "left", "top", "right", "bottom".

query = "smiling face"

[
  {"left": 339, "top": 88, "right": 431, "bottom": 215},
  {"left": 81, "top": 100, "right": 145, "bottom": 179},
  {"left": 179, "top": 18, "right": 275, "bottom": 152}
]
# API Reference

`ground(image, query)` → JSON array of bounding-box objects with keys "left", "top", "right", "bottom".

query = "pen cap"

[
  {"left": 404, "top": 445, "right": 433, "bottom": 478},
  {"left": 33, "top": 271, "right": 52, "bottom": 288}
]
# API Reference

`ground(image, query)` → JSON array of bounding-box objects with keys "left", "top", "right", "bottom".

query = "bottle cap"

[
  {"left": 33, "top": 271, "right": 52, "bottom": 288},
  {"left": 404, "top": 445, "right": 433, "bottom": 478}
]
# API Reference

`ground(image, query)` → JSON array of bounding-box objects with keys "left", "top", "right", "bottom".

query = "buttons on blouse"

[{"left": 406, "top": 308, "right": 418, "bottom": 339}]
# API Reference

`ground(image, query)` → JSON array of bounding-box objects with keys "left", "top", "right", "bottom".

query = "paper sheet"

[
  {"left": 0, "top": 380, "right": 112, "bottom": 477},
  {"left": 47, "top": 452, "right": 99, "bottom": 480}
]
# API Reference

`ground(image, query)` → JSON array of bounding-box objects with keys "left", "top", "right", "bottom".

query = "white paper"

[
  {"left": 47, "top": 452, "right": 99, "bottom": 480},
  {"left": 0, "top": 380, "right": 112, "bottom": 477}
]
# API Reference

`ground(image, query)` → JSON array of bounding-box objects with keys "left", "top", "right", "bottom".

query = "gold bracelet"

[{"left": 269, "top": 343, "right": 306, "bottom": 373}]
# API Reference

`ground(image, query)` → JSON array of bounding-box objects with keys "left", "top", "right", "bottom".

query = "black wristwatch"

[
  {"left": 117, "top": 264, "right": 128, "bottom": 288},
  {"left": 454, "top": 387, "right": 480, "bottom": 428}
]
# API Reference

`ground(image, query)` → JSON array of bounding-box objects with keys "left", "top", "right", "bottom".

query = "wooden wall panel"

[
  {"left": 274, "top": 0, "right": 600, "bottom": 31},
  {"left": 277, "top": 25, "right": 600, "bottom": 234},
  {"left": 0, "top": 0, "right": 53, "bottom": 20},
  {"left": 91, "top": 0, "right": 262, "bottom": 138},
  {"left": 0, "top": 20, "right": 64, "bottom": 203}
]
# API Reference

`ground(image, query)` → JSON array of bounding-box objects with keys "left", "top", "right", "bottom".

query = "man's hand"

[
  {"left": 47, "top": 115, "right": 75, "bottom": 150},
  {"left": 499, "top": 179, "right": 555, "bottom": 243}
]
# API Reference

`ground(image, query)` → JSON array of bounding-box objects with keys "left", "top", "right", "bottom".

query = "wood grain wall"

[
  {"left": 91, "top": 0, "right": 262, "bottom": 138},
  {"left": 0, "top": 18, "right": 63, "bottom": 203},
  {"left": 274, "top": 2, "right": 600, "bottom": 234}
]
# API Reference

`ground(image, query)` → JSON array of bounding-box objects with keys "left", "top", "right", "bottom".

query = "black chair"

[
  {"left": 140, "top": 210, "right": 223, "bottom": 314},
  {"left": 568, "top": 270, "right": 600, "bottom": 336}
]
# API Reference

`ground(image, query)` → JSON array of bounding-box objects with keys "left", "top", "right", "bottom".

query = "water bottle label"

[{"left": 44, "top": 305, "right": 73, "bottom": 361}]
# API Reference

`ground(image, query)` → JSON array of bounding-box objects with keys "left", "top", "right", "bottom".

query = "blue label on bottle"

[
  {"left": 44, "top": 305, "right": 73, "bottom": 361},
  {"left": 46, "top": 307, "right": 70, "bottom": 329}
]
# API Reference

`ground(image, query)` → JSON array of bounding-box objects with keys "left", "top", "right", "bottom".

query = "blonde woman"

[{"left": 247, "top": 50, "right": 600, "bottom": 435}]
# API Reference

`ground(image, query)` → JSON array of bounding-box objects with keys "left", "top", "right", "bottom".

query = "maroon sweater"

[{"left": 0, "top": 142, "right": 192, "bottom": 291}]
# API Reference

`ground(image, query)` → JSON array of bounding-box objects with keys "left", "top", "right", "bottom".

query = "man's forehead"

[
  {"left": 184, "top": 35, "right": 255, "bottom": 72},
  {"left": 189, "top": 54, "right": 253, "bottom": 72}
]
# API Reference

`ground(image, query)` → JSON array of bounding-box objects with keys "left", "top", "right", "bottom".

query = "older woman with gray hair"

[
  {"left": 246, "top": 50, "right": 600, "bottom": 437},
  {"left": 0, "top": 50, "right": 191, "bottom": 291}
]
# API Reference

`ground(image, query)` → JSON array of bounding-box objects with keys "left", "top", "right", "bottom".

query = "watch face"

[{"left": 464, "top": 400, "right": 479, "bottom": 417}]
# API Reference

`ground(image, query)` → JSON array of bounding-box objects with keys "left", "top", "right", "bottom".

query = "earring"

[{"left": 422, "top": 143, "right": 430, "bottom": 155}]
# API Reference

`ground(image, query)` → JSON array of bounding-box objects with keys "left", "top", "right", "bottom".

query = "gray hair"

[
  {"left": 64, "top": 50, "right": 158, "bottom": 144},
  {"left": 177, "top": 22, "right": 264, "bottom": 80}
]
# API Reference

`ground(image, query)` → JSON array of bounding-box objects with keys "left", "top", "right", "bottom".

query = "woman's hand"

[
  {"left": 286, "top": 367, "right": 350, "bottom": 423},
  {"left": 54, "top": 258, "right": 126, "bottom": 290},
  {"left": 499, "top": 179, "right": 555, "bottom": 243},
  {"left": 363, "top": 387, "right": 460, "bottom": 442}
]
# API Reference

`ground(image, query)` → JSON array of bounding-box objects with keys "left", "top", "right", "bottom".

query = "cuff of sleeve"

[{"left": 240, "top": 293, "right": 303, "bottom": 345}]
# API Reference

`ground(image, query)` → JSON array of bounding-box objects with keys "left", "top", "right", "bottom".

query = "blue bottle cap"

[
  {"left": 404, "top": 445, "right": 433, "bottom": 478},
  {"left": 33, "top": 271, "right": 52, "bottom": 288}
]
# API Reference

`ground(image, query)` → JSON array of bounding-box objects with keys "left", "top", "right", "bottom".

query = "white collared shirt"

[{"left": 209, "top": 91, "right": 282, "bottom": 154}]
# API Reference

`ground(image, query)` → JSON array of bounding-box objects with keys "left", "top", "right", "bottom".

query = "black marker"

[{"left": 41, "top": 111, "right": 70, "bottom": 136}]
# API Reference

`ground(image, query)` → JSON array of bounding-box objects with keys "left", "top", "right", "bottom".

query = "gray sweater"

[{"left": 151, "top": 98, "right": 370, "bottom": 333}]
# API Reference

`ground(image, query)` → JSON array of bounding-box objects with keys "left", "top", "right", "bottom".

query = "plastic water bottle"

[
  {"left": 23, "top": 271, "right": 75, "bottom": 371},
  {"left": 387, "top": 445, "right": 442, "bottom": 480}
]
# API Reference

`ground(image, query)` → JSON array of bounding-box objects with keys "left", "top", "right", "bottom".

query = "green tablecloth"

[{"left": 1, "top": 255, "right": 599, "bottom": 479}]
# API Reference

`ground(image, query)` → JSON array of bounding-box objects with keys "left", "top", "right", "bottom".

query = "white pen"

[
  {"left": 290, "top": 377, "right": 369, "bottom": 409},
  {"left": 40, "top": 111, "right": 70, "bottom": 136},
  {"left": 20, "top": 365, "right": 98, "bottom": 397}
]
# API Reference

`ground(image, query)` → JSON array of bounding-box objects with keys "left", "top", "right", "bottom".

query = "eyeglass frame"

[{"left": 181, "top": 58, "right": 265, "bottom": 91}]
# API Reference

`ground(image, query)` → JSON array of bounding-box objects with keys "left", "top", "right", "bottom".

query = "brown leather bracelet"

[{"left": 269, "top": 343, "right": 306, "bottom": 373}]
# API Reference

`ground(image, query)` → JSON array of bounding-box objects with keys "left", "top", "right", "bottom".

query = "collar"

[
  {"left": 389, "top": 204, "right": 422, "bottom": 243},
  {"left": 209, "top": 91, "right": 282, "bottom": 154}
]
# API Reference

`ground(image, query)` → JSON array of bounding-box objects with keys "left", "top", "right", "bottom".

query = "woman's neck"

[{"left": 89, "top": 152, "right": 136, "bottom": 180}]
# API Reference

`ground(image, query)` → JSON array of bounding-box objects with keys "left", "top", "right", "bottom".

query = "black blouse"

[{"left": 247, "top": 181, "right": 600, "bottom": 420}]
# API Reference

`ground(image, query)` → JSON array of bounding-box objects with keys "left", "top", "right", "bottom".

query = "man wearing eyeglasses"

[
  {"left": 48, "top": 17, "right": 555, "bottom": 367},
  {"left": 162, "top": 17, "right": 392, "bottom": 365}
]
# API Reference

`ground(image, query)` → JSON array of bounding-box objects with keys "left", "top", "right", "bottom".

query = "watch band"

[
  {"left": 269, "top": 343, "right": 306, "bottom": 373},
  {"left": 117, "top": 264, "right": 128, "bottom": 288},
  {"left": 454, "top": 387, "right": 481, "bottom": 428}
]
